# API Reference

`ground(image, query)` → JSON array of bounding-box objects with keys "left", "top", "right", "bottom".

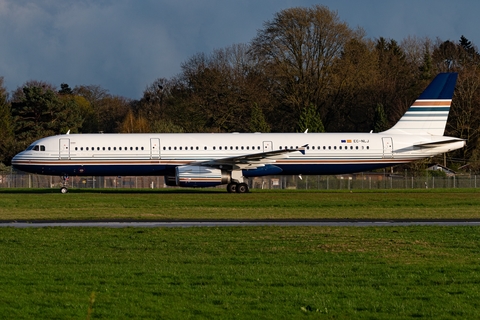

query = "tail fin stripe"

[
  {"left": 412, "top": 100, "right": 451, "bottom": 106},
  {"left": 407, "top": 107, "right": 450, "bottom": 112}
]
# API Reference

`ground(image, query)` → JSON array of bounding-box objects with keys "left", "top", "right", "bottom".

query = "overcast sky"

[{"left": 1, "top": 0, "right": 478, "bottom": 99}]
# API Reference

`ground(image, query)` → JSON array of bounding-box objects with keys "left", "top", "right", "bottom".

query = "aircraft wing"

[{"left": 195, "top": 145, "right": 307, "bottom": 170}]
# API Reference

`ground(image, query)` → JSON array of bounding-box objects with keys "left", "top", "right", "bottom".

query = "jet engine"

[{"left": 167, "top": 165, "right": 230, "bottom": 187}]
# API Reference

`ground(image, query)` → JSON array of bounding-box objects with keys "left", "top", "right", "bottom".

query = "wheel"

[
  {"left": 236, "top": 183, "right": 249, "bottom": 193},
  {"left": 60, "top": 187, "right": 68, "bottom": 194},
  {"left": 227, "top": 183, "right": 237, "bottom": 193}
]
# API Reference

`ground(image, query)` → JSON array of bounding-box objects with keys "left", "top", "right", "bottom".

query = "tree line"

[{"left": 1, "top": 5, "right": 479, "bottom": 172}]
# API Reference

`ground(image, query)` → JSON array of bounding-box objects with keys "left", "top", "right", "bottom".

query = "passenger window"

[
  {"left": 179, "top": 147, "right": 182, "bottom": 150},
  {"left": 75, "top": 147, "right": 78, "bottom": 151},
  {"left": 367, "top": 146, "right": 370, "bottom": 150},
  {"left": 40, "top": 145, "right": 45, "bottom": 151},
  {"left": 339, "top": 146, "right": 342, "bottom": 150},
  {"left": 174, "top": 147, "right": 177, "bottom": 150},
  {"left": 196, "top": 146, "right": 199, "bottom": 150},
  {"left": 141, "top": 147, "right": 144, "bottom": 150},
  {"left": 213, "top": 146, "right": 216, "bottom": 150},
  {"left": 108, "top": 147, "right": 111, "bottom": 151},
  {"left": 204, "top": 146, "right": 207, "bottom": 150},
  {"left": 102, "top": 147, "right": 105, "bottom": 151},
  {"left": 328, "top": 146, "right": 331, "bottom": 150}
]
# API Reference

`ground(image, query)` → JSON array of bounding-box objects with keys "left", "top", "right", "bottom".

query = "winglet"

[{"left": 298, "top": 144, "right": 308, "bottom": 155}]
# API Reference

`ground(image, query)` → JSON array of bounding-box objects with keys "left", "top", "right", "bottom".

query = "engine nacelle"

[
  {"left": 164, "top": 175, "right": 177, "bottom": 187},
  {"left": 175, "top": 165, "right": 230, "bottom": 187}
]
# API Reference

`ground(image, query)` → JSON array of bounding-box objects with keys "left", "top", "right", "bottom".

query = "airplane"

[{"left": 12, "top": 73, "right": 465, "bottom": 193}]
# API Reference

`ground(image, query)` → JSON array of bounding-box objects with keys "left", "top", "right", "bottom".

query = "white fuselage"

[{"left": 12, "top": 132, "right": 465, "bottom": 177}]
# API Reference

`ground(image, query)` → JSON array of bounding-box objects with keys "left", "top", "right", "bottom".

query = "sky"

[{"left": 1, "top": 0, "right": 479, "bottom": 99}]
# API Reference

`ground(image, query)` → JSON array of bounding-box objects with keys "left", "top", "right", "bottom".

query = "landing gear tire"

[
  {"left": 227, "top": 183, "right": 237, "bottom": 193},
  {"left": 61, "top": 175, "right": 69, "bottom": 194},
  {"left": 236, "top": 183, "right": 249, "bottom": 193}
]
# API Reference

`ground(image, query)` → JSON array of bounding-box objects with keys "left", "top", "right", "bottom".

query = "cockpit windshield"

[{"left": 26, "top": 145, "right": 45, "bottom": 151}]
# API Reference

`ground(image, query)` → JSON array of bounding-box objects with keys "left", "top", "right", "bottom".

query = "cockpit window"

[{"left": 29, "top": 145, "right": 46, "bottom": 151}]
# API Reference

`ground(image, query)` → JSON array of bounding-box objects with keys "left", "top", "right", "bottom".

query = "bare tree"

[{"left": 250, "top": 5, "right": 364, "bottom": 129}]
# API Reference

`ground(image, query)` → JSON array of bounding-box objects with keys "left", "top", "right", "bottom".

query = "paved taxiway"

[{"left": 1, "top": 220, "right": 480, "bottom": 228}]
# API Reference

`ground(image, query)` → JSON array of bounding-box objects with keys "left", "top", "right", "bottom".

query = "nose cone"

[{"left": 11, "top": 150, "right": 29, "bottom": 171}]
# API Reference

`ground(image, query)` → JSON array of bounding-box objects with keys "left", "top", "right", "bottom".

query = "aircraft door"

[
  {"left": 382, "top": 137, "right": 393, "bottom": 159},
  {"left": 263, "top": 141, "right": 273, "bottom": 152},
  {"left": 59, "top": 138, "right": 70, "bottom": 159},
  {"left": 150, "top": 138, "right": 160, "bottom": 159}
]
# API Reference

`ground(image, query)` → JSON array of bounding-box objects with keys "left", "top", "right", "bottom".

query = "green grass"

[
  {"left": 1, "top": 226, "right": 480, "bottom": 319},
  {"left": 0, "top": 188, "right": 479, "bottom": 220},
  {"left": 1, "top": 189, "right": 480, "bottom": 318}
]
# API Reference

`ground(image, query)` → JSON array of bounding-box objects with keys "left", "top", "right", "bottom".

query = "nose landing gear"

[{"left": 60, "top": 175, "right": 69, "bottom": 194}]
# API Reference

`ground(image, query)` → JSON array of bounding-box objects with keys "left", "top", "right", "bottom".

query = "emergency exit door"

[
  {"left": 59, "top": 138, "right": 70, "bottom": 159},
  {"left": 382, "top": 137, "right": 393, "bottom": 159},
  {"left": 150, "top": 138, "right": 160, "bottom": 159}
]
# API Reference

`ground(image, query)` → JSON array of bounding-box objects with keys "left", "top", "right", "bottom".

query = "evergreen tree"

[
  {"left": 373, "top": 103, "right": 389, "bottom": 133},
  {"left": 419, "top": 45, "right": 433, "bottom": 80},
  {"left": 297, "top": 104, "right": 325, "bottom": 133},
  {"left": 11, "top": 84, "right": 82, "bottom": 147},
  {"left": 59, "top": 83, "right": 73, "bottom": 95},
  {"left": 249, "top": 103, "right": 270, "bottom": 132}
]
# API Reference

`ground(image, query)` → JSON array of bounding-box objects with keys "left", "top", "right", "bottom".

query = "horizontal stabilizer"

[{"left": 414, "top": 138, "right": 465, "bottom": 148}]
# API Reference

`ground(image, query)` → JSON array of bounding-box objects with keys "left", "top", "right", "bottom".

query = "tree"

[
  {"left": 373, "top": 103, "right": 389, "bottom": 132},
  {"left": 11, "top": 82, "right": 82, "bottom": 148},
  {"left": 326, "top": 38, "right": 378, "bottom": 132},
  {"left": 297, "top": 104, "right": 324, "bottom": 133},
  {"left": 119, "top": 109, "right": 150, "bottom": 133},
  {"left": 59, "top": 83, "right": 73, "bottom": 95},
  {"left": 432, "top": 39, "right": 459, "bottom": 72},
  {"left": 249, "top": 103, "right": 270, "bottom": 133},
  {"left": 0, "top": 77, "right": 15, "bottom": 165},
  {"left": 250, "top": 5, "right": 363, "bottom": 130},
  {"left": 176, "top": 43, "right": 272, "bottom": 132}
]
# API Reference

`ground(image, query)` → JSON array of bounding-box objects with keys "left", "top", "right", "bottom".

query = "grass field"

[
  {"left": 0, "top": 188, "right": 479, "bottom": 220},
  {"left": 1, "top": 226, "right": 480, "bottom": 319},
  {"left": 1, "top": 189, "right": 480, "bottom": 319}
]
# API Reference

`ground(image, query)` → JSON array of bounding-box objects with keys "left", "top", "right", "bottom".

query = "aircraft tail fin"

[{"left": 382, "top": 73, "right": 458, "bottom": 136}]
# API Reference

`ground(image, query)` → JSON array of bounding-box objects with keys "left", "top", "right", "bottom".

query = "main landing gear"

[
  {"left": 226, "top": 182, "right": 249, "bottom": 193},
  {"left": 60, "top": 175, "right": 69, "bottom": 194}
]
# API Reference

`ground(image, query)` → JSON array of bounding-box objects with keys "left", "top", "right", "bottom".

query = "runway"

[{"left": 2, "top": 220, "right": 480, "bottom": 228}]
